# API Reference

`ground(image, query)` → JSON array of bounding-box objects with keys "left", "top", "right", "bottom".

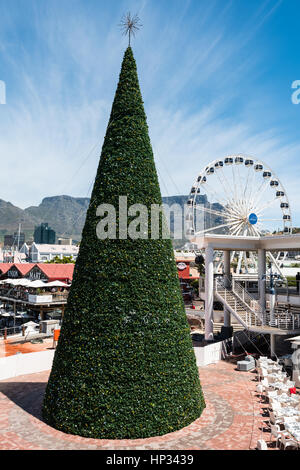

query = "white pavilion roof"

[{"left": 193, "top": 233, "right": 300, "bottom": 252}]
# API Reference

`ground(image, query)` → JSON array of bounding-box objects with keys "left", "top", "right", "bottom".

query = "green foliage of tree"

[
  {"left": 46, "top": 255, "right": 75, "bottom": 264},
  {"left": 42, "top": 47, "right": 205, "bottom": 439},
  {"left": 287, "top": 276, "right": 297, "bottom": 287},
  {"left": 190, "top": 279, "right": 199, "bottom": 295}
]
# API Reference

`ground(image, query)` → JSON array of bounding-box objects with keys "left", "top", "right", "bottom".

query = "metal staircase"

[{"left": 215, "top": 276, "right": 263, "bottom": 329}]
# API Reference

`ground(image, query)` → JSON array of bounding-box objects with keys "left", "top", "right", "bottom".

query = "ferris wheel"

[{"left": 186, "top": 155, "right": 292, "bottom": 274}]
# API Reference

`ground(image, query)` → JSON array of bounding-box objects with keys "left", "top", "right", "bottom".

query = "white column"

[
  {"left": 205, "top": 245, "right": 214, "bottom": 341},
  {"left": 270, "top": 334, "right": 276, "bottom": 358},
  {"left": 258, "top": 249, "right": 266, "bottom": 314},
  {"left": 223, "top": 250, "right": 231, "bottom": 327},
  {"left": 224, "top": 250, "right": 231, "bottom": 287}
]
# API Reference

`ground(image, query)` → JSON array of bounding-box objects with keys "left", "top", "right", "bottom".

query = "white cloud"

[{"left": 0, "top": 0, "right": 299, "bottom": 230}]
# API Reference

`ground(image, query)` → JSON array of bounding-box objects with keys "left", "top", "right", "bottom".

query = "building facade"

[
  {"left": 21, "top": 243, "right": 79, "bottom": 263},
  {"left": 34, "top": 223, "right": 56, "bottom": 244}
]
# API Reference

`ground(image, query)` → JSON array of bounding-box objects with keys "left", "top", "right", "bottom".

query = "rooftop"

[
  {"left": 194, "top": 233, "right": 300, "bottom": 251},
  {"left": 33, "top": 244, "right": 78, "bottom": 253}
]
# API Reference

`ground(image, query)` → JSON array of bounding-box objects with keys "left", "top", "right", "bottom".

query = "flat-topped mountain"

[{"left": 0, "top": 194, "right": 223, "bottom": 244}]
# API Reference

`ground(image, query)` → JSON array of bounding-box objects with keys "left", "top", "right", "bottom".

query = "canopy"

[
  {"left": 17, "top": 279, "right": 32, "bottom": 287},
  {"left": 0, "top": 278, "right": 69, "bottom": 288},
  {"left": 4, "top": 279, "right": 21, "bottom": 285},
  {"left": 22, "top": 321, "right": 39, "bottom": 327},
  {"left": 29, "top": 280, "right": 47, "bottom": 288},
  {"left": 45, "top": 281, "right": 70, "bottom": 288}
]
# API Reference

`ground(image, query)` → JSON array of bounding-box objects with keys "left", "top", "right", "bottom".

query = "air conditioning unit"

[
  {"left": 237, "top": 355, "right": 256, "bottom": 371},
  {"left": 40, "top": 320, "right": 60, "bottom": 336}
]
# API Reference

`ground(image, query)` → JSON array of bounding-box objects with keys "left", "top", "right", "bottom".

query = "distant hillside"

[
  {"left": 0, "top": 194, "right": 225, "bottom": 246},
  {"left": 24, "top": 196, "right": 90, "bottom": 241},
  {"left": 0, "top": 199, "right": 39, "bottom": 230}
]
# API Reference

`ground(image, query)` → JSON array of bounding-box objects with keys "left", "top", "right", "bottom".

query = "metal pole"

[{"left": 205, "top": 245, "right": 214, "bottom": 342}]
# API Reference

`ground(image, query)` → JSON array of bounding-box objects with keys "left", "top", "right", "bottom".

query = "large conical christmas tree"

[{"left": 42, "top": 47, "right": 205, "bottom": 439}]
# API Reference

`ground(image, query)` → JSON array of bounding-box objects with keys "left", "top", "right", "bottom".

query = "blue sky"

[{"left": 0, "top": 0, "right": 300, "bottom": 224}]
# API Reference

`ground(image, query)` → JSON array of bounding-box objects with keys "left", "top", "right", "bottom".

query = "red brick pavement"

[
  {"left": 0, "top": 337, "right": 54, "bottom": 358},
  {"left": 0, "top": 360, "right": 278, "bottom": 450}
]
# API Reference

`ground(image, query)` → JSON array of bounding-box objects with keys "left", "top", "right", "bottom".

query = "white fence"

[
  {"left": 0, "top": 341, "right": 230, "bottom": 381},
  {"left": 0, "top": 350, "right": 55, "bottom": 381},
  {"left": 28, "top": 294, "right": 53, "bottom": 304},
  {"left": 193, "top": 339, "right": 230, "bottom": 366}
]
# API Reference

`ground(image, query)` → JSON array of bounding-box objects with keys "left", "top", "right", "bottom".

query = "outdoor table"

[
  {"left": 259, "top": 359, "right": 275, "bottom": 367},
  {"left": 269, "top": 382, "right": 289, "bottom": 392},
  {"left": 276, "top": 394, "right": 300, "bottom": 406},
  {"left": 285, "top": 422, "right": 300, "bottom": 443},
  {"left": 268, "top": 373, "right": 285, "bottom": 382},
  {"left": 277, "top": 407, "right": 300, "bottom": 418}
]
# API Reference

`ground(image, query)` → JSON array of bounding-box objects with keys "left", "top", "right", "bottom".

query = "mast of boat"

[{"left": 17, "top": 222, "right": 21, "bottom": 251}]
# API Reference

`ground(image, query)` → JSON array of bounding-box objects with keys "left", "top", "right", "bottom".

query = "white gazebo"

[{"left": 194, "top": 233, "right": 300, "bottom": 352}]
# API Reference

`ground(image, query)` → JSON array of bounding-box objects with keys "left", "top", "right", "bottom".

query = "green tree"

[
  {"left": 42, "top": 47, "right": 205, "bottom": 439},
  {"left": 46, "top": 256, "right": 75, "bottom": 264}
]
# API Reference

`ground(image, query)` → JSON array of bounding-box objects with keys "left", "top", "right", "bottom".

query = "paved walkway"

[
  {"left": 0, "top": 360, "right": 275, "bottom": 450},
  {"left": 0, "top": 337, "right": 54, "bottom": 358}
]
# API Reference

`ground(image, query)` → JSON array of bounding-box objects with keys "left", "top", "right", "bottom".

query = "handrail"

[
  {"left": 232, "top": 279, "right": 263, "bottom": 323},
  {"left": 215, "top": 276, "right": 263, "bottom": 327},
  {"left": 0, "top": 326, "right": 22, "bottom": 338},
  {"left": 216, "top": 275, "right": 300, "bottom": 331},
  {"left": 215, "top": 277, "right": 252, "bottom": 327}
]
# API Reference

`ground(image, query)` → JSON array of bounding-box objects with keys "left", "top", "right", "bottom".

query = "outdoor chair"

[
  {"left": 270, "top": 424, "right": 289, "bottom": 447},
  {"left": 283, "top": 416, "right": 298, "bottom": 424},
  {"left": 279, "top": 434, "right": 299, "bottom": 450},
  {"left": 286, "top": 381, "right": 296, "bottom": 388},
  {"left": 267, "top": 390, "right": 278, "bottom": 401},
  {"left": 269, "top": 400, "right": 281, "bottom": 412},
  {"left": 293, "top": 374, "right": 300, "bottom": 388},
  {"left": 269, "top": 411, "right": 284, "bottom": 426}
]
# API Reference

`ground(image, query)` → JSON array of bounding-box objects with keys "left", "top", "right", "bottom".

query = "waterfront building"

[
  {"left": 24, "top": 243, "right": 78, "bottom": 263},
  {"left": 57, "top": 238, "right": 73, "bottom": 245},
  {"left": 25, "top": 263, "right": 74, "bottom": 283},
  {"left": 4, "top": 232, "right": 25, "bottom": 249},
  {"left": 34, "top": 223, "right": 56, "bottom": 244}
]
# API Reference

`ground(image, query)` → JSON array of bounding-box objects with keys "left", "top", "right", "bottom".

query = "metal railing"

[
  {"left": 263, "top": 311, "right": 300, "bottom": 330},
  {"left": 216, "top": 275, "right": 300, "bottom": 331},
  {"left": 0, "top": 326, "right": 22, "bottom": 338},
  {"left": 0, "top": 288, "right": 69, "bottom": 304},
  {"left": 215, "top": 276, "right": 260, "bottom": 328},
  {"left": 232, "top": 279, "right": 264, "bottom": 322}
]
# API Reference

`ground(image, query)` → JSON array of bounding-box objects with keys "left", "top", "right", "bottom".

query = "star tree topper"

[{"left": 119, "top": 12, "right": 142, "bottom": 46}]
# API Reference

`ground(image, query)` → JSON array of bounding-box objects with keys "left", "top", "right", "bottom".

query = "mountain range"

[{"left": 0, "top": 194, "right": 224, "bottom": 246}]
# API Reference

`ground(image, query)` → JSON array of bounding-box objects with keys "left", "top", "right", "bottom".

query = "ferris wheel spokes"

[
  {"left": 194, "top": 204, "right": 227, "bottom": 219},
  {"left": 201, "top": 181, "right": 231, "bottom": 208},
  {"left": 215, "top": 170, "right": 234, "bottom": 202},
  {"left": 198, "top": 219, "right": 243, "bottom": 236},
  {"left": 250, "top": 178, "right": 272, "bottom": 211},
  {"left": 255, "top": 197, "right": 280, "bottom": 215}
]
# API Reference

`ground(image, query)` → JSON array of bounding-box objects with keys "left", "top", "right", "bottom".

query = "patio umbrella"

[
  {"left": 22, "top": 321, "right": 39, "bottom": 327},
  {"left": 17, "top": 279, "right": 31, "bottom": 287},
  {"left": 45, "top": 281, "right": 70, "bottom": 287},
  {"left": 5, "top": 279, "right": 20, "bottom": 285},
  {"left": 29, "top": 280, "right": 47, "bottom": 288}
]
